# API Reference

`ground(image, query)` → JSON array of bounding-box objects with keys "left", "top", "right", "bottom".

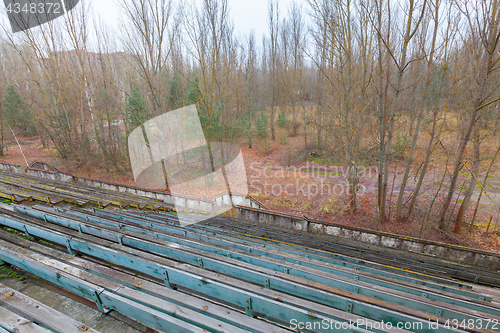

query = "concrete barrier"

[
  {"left": 236, "top": 205, "right": 500, "bottom": 270},
  {"left": 0, "top": 162, "right": 24, "bottom": 174}
]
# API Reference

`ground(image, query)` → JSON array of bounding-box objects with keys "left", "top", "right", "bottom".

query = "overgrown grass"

[
  {"left": 273, "top": 196, "right": 297, "bottom": 208},
  {"left": 301, "top": 201, "right": 313, "bottom": 211},
  {"left": 319, "top": 198, "right": 345, "bottom": 215}
]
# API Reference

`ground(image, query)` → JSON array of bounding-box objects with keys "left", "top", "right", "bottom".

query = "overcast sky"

[
  {"left": 0, "top": 0, "right": 305, "bottom": 50},
  {"left": 93, "top": 0, "right": 302, "bottom": 41}
]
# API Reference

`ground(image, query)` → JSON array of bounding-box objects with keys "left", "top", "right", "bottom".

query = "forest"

[{"left": 0, "top": 0, "right": 499, "bottom": 246}]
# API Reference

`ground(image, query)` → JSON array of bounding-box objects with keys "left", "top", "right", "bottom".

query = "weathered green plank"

[
  {"left": 0, "top": 229, "right": 288, "bottom": 333},
  {"left": 0, "top": 242, "right": 230, "bottom": 333},
  {"left": 0, "top": 211, "right": 488, "bottom": 333},
  {"left": 21, "top": 206, "right": 500, "bottom": 327},
  {"left": 0, "top": 305, "right": 54, "bottom": 333},
  {"left": 0, "top": 213, "right": 381, "bottom": 333},
  {"left": 53, "top": 206, "right": 499, "bottom": 316},
  {"left": 70, "top": 207, "right": 484, "bottom": 299}
]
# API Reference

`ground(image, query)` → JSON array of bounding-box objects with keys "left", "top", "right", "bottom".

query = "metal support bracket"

[
  {"left": 23, "top": 225, "right": 34, "bottom": 241},
  {"left": 282, "top": 267, "right": 290, "bottom": 274},
  {"left": 92, "top": 290, "right": 111, "bottom": 314},
  {"left": 264, "top": 278, "right": 270, "bottom": 289},
  {"left": 353, "top": 286, "right": 359, "bottom": 294},
  {"left": 65, "top": 238, "right": 73, "bottom": 255},
  {"left": 421, "top": 292, "right": 428, "bottom": 298},
  {"left": 77, "top": 223, "right": 83, "bottom": 233},
  {"left": 163, "top": 270, "right": 177, "bottom": 289},
  {"left": 117, "top": 235, "right": 124, "bottom": 246},
  {"left": 197, "top": 258, "right": 204, "bottom": 268},
  {"left": 346, "top": 302, "right": 353, "bottom": 313},
  {"left": 245, "top": 298, "right": 253, "bottom": 317},
  {"left": 435, "top": 309, "right": 443, "bottom": 316}
]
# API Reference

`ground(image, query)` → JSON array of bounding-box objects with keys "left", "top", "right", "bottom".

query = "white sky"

[
  {"left": 0, "top": 0, "right": 306, "bottom": 51},
  {"left": 92, "top": 0, "right": 302, "bottom": 41}
]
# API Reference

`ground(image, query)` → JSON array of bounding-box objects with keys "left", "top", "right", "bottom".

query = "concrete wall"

[
  {"left": 237, "top": 206, "right": 500, "bottom": 270},
  {"left": 0, "top": 162, "right": 24, "bottom": 174}
]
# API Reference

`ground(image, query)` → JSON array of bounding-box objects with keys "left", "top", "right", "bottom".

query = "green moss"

[
  {"left": 19, "top": 276, "right": 27, "bottom": 281},
  {"left": 0, "top": 274, "right": 5, "bottom": 279}
]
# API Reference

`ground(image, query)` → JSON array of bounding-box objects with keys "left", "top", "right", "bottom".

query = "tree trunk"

[
  {"left": 438, "top": 110, "right": 478, "bottom": 230},
  {"left": 454, "top": 127, "right": 480, "bottom": 233}
]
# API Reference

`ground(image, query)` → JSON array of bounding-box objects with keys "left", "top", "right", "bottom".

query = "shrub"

[
  {"left": 279, "top": 133, "right": 289, "bottom": 145},
  {"left": 256, "top": 114, "right": 269, "bottom": 138},
  {"left": 393, "top": 133, "right": 409, "bottom": 158},
  {"left": 277, "top": 113, "right": 289, "bottom": 128},
  {"left": 260, "top": 138, "right": 271, "bottom": 154}
]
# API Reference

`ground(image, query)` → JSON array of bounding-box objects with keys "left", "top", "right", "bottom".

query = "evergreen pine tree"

[
  {"left": 2, "top": 84, "right": 36, "bottom": 135},
  {"left": 124, "top": 87, "right": 151, "bottom": 132}
]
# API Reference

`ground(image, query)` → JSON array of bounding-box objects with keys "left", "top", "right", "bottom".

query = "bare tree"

[
  {"left": 118, "top": 0, "right": 178, "bottom": 114},
  {"left": 438, "top": 0, "right": 500, "bottom": 231},
  {"left": 268, "top": 0, "right": 280, "bottom": 141},
  {"left": 375, "top": 0, "right": 427, "bottom": 223}
]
